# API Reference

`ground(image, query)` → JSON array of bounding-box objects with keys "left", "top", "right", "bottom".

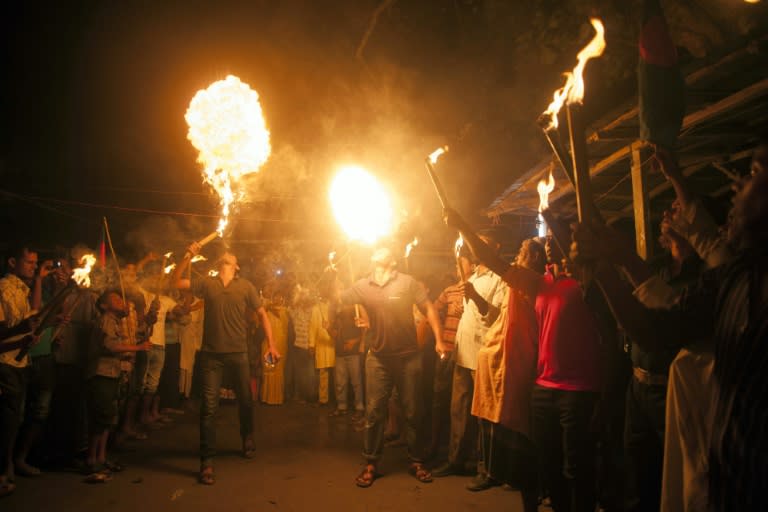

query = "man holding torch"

[
  {"left": 173, "top": 243, "right": 279, "bottom": 486},
  {"left": 341, "top": 247, "right": 447, "bottom": 488}
]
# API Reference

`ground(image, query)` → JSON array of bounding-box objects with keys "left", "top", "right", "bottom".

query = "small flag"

[
  {"left": 638, "top": 0, "right": 685, "bottom": 149},
  {"left": 99, "top": 225, "right": 107, "bottom": 267}
]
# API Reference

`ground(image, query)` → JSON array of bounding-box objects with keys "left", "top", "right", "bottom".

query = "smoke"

[{"left": 123, "top": 215, "right": 209, "bottom": 259}]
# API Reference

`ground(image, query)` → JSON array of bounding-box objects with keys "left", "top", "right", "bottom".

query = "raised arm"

[{"left": 443, "top": 208, "right": 508, "bottom": 278}]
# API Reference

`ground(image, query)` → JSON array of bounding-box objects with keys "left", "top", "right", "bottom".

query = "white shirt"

[
  {"left": 142, "top": 290, "right": 177, "bottom": 347},
  {"left": 454, "top": 267, "right": 506, "bottom": 370}
]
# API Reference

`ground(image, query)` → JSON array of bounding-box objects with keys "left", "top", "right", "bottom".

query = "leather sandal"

[
  {"left": 355, "top": 464, "right": 378, "bottom": 488},
  {"left": 408, "top": 462, "right": 433, "bottom": 483},
  {"left": 199, "top": 466, "right": 215, "bottom": 485}
]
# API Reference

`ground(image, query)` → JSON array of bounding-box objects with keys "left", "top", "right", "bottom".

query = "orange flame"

[
  {"left": 190, "top": 255, "right": 207, "bottom": 264},
  {"left": 454, "top": 234, "right": 464, "bottom": 259},
  {"left": 185, "top": 75, "right": 271, "bottom": 236},
  {"left": 72, "top": 254, "right": 97, "bottom": 288},
  {"left": 537, "top": 172, "right": 556, "bottom": 213},
  {"left": 208, "top": 269, "right": 219, "bottom": 277},
  {"left": 542, "top": 18, "right": 606, "bottom": 129},
  {"left": 404, "top": 237, "right": 419, "bottom": 258},
  {"left": 164, "top": 263, "right": 177, "bottom": 275},
  {"left": 428, "top": 146, "right": 449, "bottom": 165},
  {"left": 329, "top": 165, "right": 393, "bottom": 245}
]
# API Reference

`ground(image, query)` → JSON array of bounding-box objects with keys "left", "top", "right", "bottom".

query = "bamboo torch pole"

[
  {"left": 103, "top": 217, "right": 126, "bottom": 305},
  {"left": 566, "top": 104, "right": 602, "bottom": 223}
]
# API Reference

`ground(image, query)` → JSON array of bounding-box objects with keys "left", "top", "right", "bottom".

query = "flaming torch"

[
  {"left": 71, "top": 254, "right": 97, "bottom": 288},
  {"left": 537, "top": 172, "right": 556, "bottom": 238},
  {"left": 329, "top": 165, "right": 394, "bottom": 246},
  {"left": 454, "top": 234, "right": 467, "bottom": 282},
  {"left": 185, "top": 74, "right": 272, "bottom": 246},
  {"left": 403, "top": 237, "right": 419, "bottom": 272},
  {"left": 329, "top": 165, "right": 394, "bottom": 320},
  {"left": 15, "top": 254, "right": 96, "bottom": 362},
  {"left": 425, "top": 146, "right": 450, "bottom": 209},
  {"left": 540, "top": 18, "right": 606, "bottom": 222}
]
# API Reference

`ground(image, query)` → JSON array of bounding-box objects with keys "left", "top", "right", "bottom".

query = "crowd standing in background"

[{"left": 0, "top": 141, "right": 767, "bottom": 511}]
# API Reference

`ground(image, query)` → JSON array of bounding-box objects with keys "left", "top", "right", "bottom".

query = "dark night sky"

[{"left": 1, "top": 0, "right": 764, "bottom": 274}]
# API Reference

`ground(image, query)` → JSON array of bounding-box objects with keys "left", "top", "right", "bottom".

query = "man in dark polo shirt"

[
  {"left": 174, "top": 246, "right": 278, "bottom": 486},
  {"left": 343, "top": 247, "right": 446, "bottom": 488}
]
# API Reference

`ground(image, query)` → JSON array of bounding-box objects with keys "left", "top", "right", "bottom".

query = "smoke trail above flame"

[{"left": 185, "top": 75, "right": 272, "bottom": 236}]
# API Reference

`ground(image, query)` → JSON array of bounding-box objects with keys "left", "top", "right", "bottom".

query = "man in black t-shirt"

[
  {"left": 340, "top": 247, "right": 446, "bottom": 488},
  {"left": 175, "top": 246, "right": 278, "bottom": 486}
]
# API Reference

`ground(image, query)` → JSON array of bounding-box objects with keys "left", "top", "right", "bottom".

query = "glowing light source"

[
  {"left": 329, "top": 165, "right": 394, "bottom": 245},
  {"left": 185, "top": 75, "right": 272, "bottom": 236},
  {"left": 537, "top": 172, "right": 556, "bottom": 237},
  {"left": 542, "top": 18, "right": 606, "bottom": 129},
  {"left": 72, "top": 254, "right": 97, "bottom": 288},
  {"left": 404, "top": 237, "right": 419, "bottom": 258},
  {"left": 190, "top": 255, "right": 208, "bottom": 263},
  {"left": 428, "top": 146, "right": 449, "bottom": 165},
  {"left": 454, "top": 234, "right": 467, "bottom": 281}
]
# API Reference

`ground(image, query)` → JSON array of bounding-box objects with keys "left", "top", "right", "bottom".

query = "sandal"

[
  {"left": 199, "top": 466, "right": 215, "bottom": 485},
  {"left": 408, "top": 463, "right": 433, "bottom": 483},
  {"left": 242, "top": 437, "right": 257, "bottom": 459},
  {"left": 83, "top": 466, "right": 112, "bottom": 484},
  {"left": 355, "top": 464, "right": 378, "bottom": 488},
  {"left": 0, "top": 479, "right": 16, "bottom": 498},
  {"left": 105, "top": 460, "right": 125, "bottom": 472}
]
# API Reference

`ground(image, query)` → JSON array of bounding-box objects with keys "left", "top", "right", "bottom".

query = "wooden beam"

[
  {"left": 681, "top": 77, "right": 768, "bottom": 134},
  {"left": 631, "top": 143, "right": 652, "bottom": 259},
  {"left": 607, "top": 148, "right": 754, "bottom": 222}
]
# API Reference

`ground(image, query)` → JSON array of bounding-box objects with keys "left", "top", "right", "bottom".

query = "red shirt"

[{"left": 534, "top": 272, "right": 602, "bottom": 392}]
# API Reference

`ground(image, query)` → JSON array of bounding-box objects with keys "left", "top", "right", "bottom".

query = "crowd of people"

[{"left": 0, "top": 141, "right": 766, "bottom": 511}]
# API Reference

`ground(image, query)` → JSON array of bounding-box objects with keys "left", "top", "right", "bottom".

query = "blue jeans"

[
  {"left": 363, "top": 351, "right": 426, "bottom": 463},
  {"left": 198, "top": 351, "right": 252, "bottom": 466},
  {"left": 334, "top": 354, "right": 363, "bottom": 412}
]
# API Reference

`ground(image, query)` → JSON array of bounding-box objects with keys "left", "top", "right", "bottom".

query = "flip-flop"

[
  {"left": 199, "top": 467, "right": 215, "bottom": 485},
  {"left": 105, "top": 460, "right": 125, "bottom": 472},
  {"left": 408, "top": 463, "right": 433, "bottom": 483},
  {"left": 0, "top": 480, "right": 16, "bottom": 497},
  {"left": 83, "top": 469, "right": 112, "bottom": 484},
  {"left": 355, "top": 465, "right": 379, "bottom": 488}
]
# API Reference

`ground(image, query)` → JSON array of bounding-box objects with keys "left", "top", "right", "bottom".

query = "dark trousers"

[
  {"left": 159, "top": 343, "right": 181, "bottom": 410},
  {"left": 286, "top": 346, "right": 316, "bottom": 402},
  {"left": 0, "top": 363, "right": 26, "bottom": 476},
  {"left": 363, "top": 351, "right": 425, "bottom": 463},
  {"left": 48, "top": 363, "right": 86, "bottom": 460},
  {"left": 531, "top": 384, "right": 598, "bottom": 512},
  {"left": 480, "top": 419, "right": 539, "bottom": 512},
  {"left": 24, "top": 354, "right": 56, "bottom": 425},
  {"left": 448, "top": 364, "right": 478, "bottom": 467},
  {"left": 624, "top": 378, "right": 666, "bottom": 512},
  {"left": 198, "top": 352, "right": 253, "bottom": 466}
]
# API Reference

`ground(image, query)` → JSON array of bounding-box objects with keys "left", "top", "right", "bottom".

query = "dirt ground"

[{"left": 4, "top": 401, "right": 531, "bottom": 511}]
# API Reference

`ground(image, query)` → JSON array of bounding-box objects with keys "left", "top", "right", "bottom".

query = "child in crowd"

[{"left": 84, "top": 290, "right": 149, "bottom": 483}]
